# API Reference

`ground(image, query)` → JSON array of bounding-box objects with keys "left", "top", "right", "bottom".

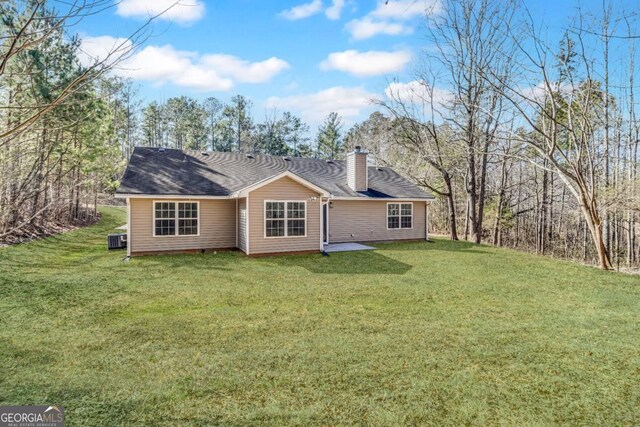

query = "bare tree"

[
  {"left": 483, "top": 9, "right": 616, "bottom": 269},
  {"left": 424, "top": 0, "right": 518, "bottom": 244},
  {"left": 380, "top": 78, "right": 462, "bottom": 240}
]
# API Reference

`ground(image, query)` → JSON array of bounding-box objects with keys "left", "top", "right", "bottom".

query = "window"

[
  {"left": 265, "top": 202, "right": 285, "bottom": 237},
  {"left": 154, "top": 201, "right": 199, "bottom": 236},
  {"left": 154, "top": 202, "right": 176, "bottom": 236},
  {"left": 388, "top": 203, "right": 412, "bottom": 229},
  {"left": 265, "top": 201, "right": 306, "bottom": 237},
  {"left": 178, "top": 202, "right": 198, "bottom": 235}
]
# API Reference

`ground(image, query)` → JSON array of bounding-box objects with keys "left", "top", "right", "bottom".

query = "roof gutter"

[
  {"left": 329, "top": 196, "right": 436, "bottom": 201},
  {"left": 114, "top": 194, "right": 232, "bottom": 199},
  {"left": 115, "top": 194, "right": 434, "bottom": 201}
]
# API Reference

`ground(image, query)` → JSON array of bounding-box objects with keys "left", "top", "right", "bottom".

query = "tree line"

[
  {"left": 94, "top": 84, "right": 350, "bottom": 160},
  {"left": 0, "top": 0, "right": 346, "bottom": 244},
  {"left": 0, "top": 0, "right": 134, "bottom": 244},
  {"left": 136, "top": 95, "right": 345, "bottom": 159},
  {"left": 3, "top": 0, "right": 640, "bottom": 271},
  {"left": 351, "top": 0, "right": 640, "bottom": 270}
]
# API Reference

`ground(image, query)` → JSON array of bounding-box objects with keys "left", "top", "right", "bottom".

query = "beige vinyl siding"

[
  {"left": 237, "top": 198, "right": 247, "bottom": 253},
  {"left": 329, "top": 200, "right": 426, "bottom": 243},
  {"left": 347, "top": 152, "right": 367, "bottom": 191},
  {"left": 248, "top": 176, "right": 321, "bottom": 254},
  {"left": 129, "top": 198, "right": 236, "bottom": 254}
]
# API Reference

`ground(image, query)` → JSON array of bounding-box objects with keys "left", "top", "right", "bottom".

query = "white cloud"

[
  {"left": 280, "top": 0, "right": 347, "bottom": 21},
  {"left": 266, "top": 86, "right": 379, "bottom": 125},
  {"left": 122, "top": 45, "right": 234, "bottom": 91},
  {"left": 116, "top": 0, "right": 205, "bottom": 24},
  {"left": 345, "top": 0, "right": 441, "bottom": 40},
  {"left": 517, "top": 82, "right": 547, "bottom": 103},
  {"left": 517, "top": 82, "right": 572, "bottom": 105},
  {"left": 385, "top": 80, "right": 453, "bottom": 108},
  {"left": 325, "top": 0, "right": 345, "bottom": 20},
  {"left": 81, "top": 36, "right": 289, "bottom": 91},
  {"left": 321, "top": 49, "right": 411, "bottom": 77},
  {"left": 202, "top": 54, "right": 290, "bottom": 84},
  {"left": 279, "top": 0, "right": 323, "bottom": 20},
  {"left": 345, "top": 17, "right": 412, "bottom": 40},
  {"left": 78, "top": 35, "right": 133, "bottom": 67}
]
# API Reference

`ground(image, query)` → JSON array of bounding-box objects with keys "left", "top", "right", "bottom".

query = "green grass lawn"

[{"left": 1, "top": 206, "right": 639, "bottom": 426}]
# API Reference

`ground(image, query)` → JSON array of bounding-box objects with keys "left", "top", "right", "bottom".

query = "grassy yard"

[{"left": 1, "top": 206, "right": 639, "bottom": 426}]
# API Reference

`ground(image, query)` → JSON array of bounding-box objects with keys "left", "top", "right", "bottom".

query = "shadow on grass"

[
  {"left": 375, "top": 239, "right": 491, "bottom": 256},
  {"left": 259, "top": 250, "right": 413, "bottom": 275},
  {"left": 132, "top": 251, "right": 239, "bottom": 272}
]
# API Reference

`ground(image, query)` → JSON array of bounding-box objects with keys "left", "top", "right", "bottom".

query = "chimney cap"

[{"left": 352, "top": 146, "right": 368, "bottom": 154}]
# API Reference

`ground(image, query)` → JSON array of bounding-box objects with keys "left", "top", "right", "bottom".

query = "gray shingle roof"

[{"left": 116, "top": 147, "right": 434, "bottom": 199}]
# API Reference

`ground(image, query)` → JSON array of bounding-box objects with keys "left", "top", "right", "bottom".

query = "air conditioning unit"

[{"left": 107, "top": 233, "right": 127, "bottom": 250}]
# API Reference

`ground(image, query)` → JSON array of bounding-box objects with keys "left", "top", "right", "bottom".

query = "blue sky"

[{"left": 75, "top": 0, "right": 635, "bottom": 128}]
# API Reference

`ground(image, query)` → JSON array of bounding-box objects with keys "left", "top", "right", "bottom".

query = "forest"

[{"left": 1, "top": 0, "right": 640, "bottom": 271}]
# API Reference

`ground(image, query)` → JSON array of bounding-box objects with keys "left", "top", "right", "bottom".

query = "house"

[{"left": 115, "top": 146, "right": 434, "bottom": 256}]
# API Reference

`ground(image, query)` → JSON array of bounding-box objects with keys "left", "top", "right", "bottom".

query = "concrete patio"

[{"left": 323, "top": 243, "right": 376, "bottom": 253}]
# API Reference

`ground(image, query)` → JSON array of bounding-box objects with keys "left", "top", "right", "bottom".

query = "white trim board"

[
  {"left": 118, "top": 194, "right": 434, "bottom": 202},
  {"left": 319, "top": 201, "right": 323, "bottom": 250},
  {"left": 116, "top": 194, "right": 229, "bottom": 200},
  {"left": 235, "top": 198, "right": 239, "bottom": 248},
  {"left": 126, "top": 198, "right": 131, "bottom": 257},
  {"left": 246, "top": 195, "right": 250, "bottom": 255},
  {"left": 425, "top": 201, "right": 429, "bottom": 241},
  {"left": 330, "top": 197, "right": 435, "bottom": 201}
]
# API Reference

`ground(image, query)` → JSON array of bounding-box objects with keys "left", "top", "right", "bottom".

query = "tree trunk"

[
  {"left": 443, "top": 173, "right": 459, "bottom": 240},
  {"left": 467, "top": 140, "right": 480, "bottom": 243},
  {"left": 579, "top": 200, "right": 613, "bottom": 270},
  {"left": 492, "top": 150, "right": 509, "bottom": 246}
]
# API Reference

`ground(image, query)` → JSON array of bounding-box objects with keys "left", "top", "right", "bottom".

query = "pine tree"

[{"left": 316, "top": 112, "right": 343, "bottom": 160}]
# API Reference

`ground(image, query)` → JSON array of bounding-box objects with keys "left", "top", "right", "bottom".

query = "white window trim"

[
  {"left": 263, "top": 200, "right": 307, "bottom": 239},
  {"left": 152, "top": 200, "right": 201, "bottom": 237},
  {"left": 386, "top": 202, "right": 413, "bottom": 230}
]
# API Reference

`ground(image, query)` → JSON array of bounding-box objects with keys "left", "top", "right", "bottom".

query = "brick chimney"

[{"left": 347, "top": 146, "right": 368, "bottom": 192}]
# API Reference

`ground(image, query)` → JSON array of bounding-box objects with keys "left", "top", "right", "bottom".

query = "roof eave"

[
  {"left": 114, "top": 193, "right": 232, "bottom": 199},
  {"left": 329, "top": 196, "right": 436, "bottom": 201}
]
